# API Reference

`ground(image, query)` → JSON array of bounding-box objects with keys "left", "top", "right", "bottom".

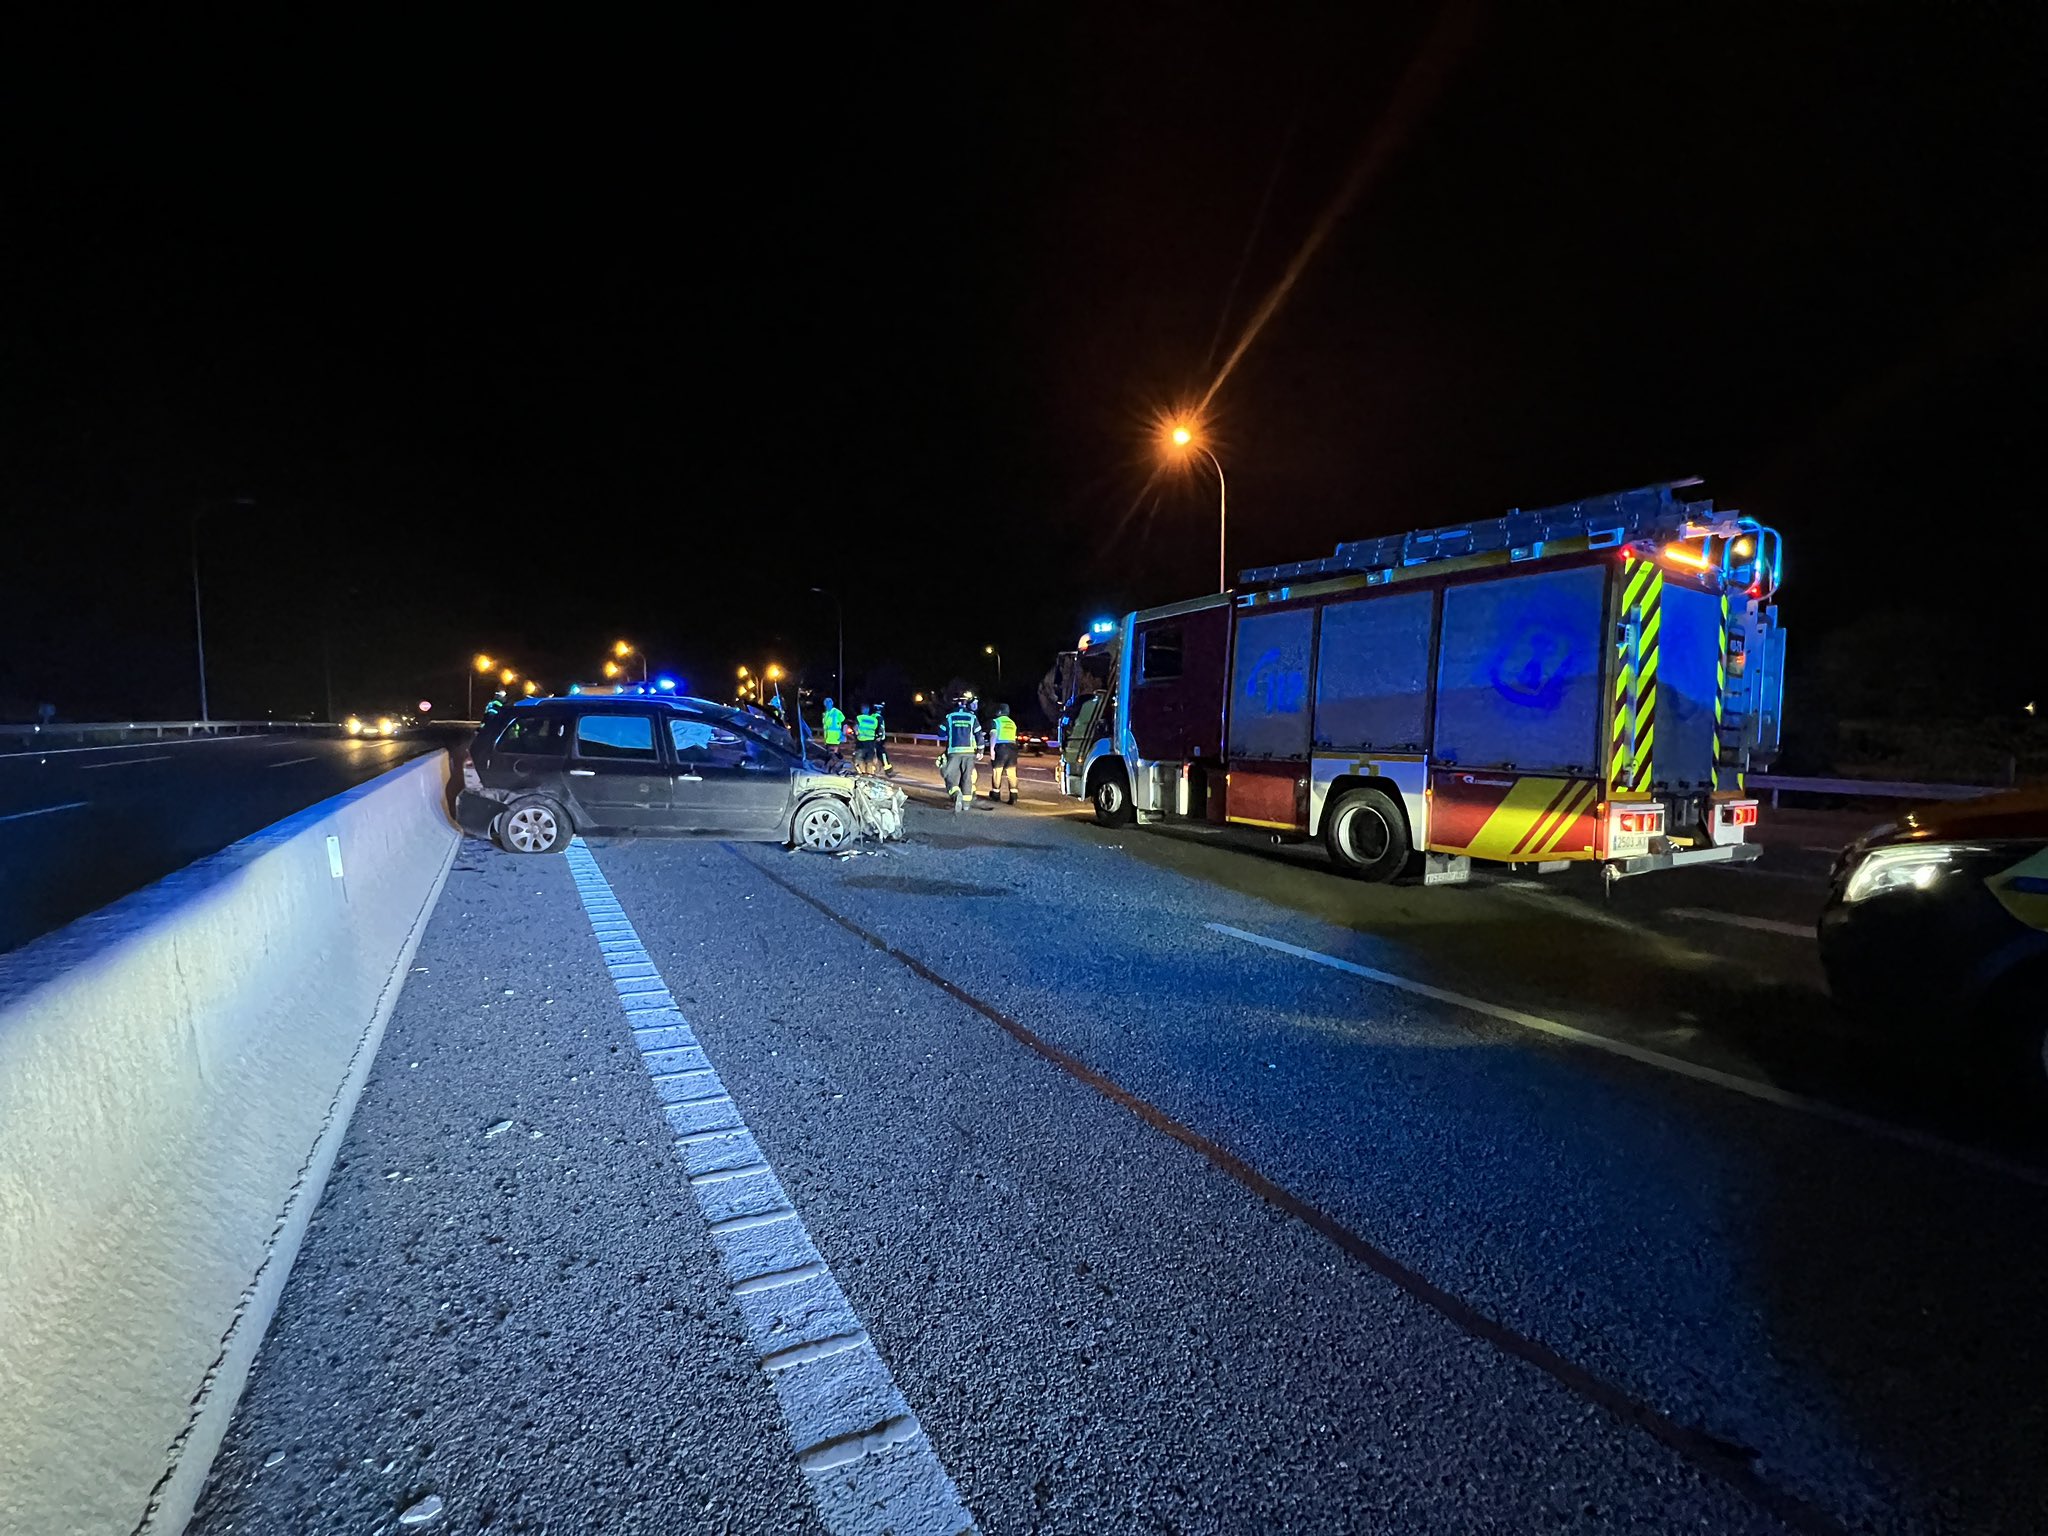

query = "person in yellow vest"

[
  {"left": 820, "top": 697, "right": 847, "bottom": 756},
  {"left": 853, "top": 705, "right": 882, "bottom": 774},
  {"left": 987, "top": 704, "right": 1021, "bottom": 805}
]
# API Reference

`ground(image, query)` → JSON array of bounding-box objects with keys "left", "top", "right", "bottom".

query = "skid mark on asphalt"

[
  {"left": 1211, "top": 922, "right": 2048, "bottom": 1190},
  {"left": 729, "top": 846, "right": 1846, "bottom": 1536},
  {"left": 563, "top": 838, "right": 976, "bottom": 1536}
]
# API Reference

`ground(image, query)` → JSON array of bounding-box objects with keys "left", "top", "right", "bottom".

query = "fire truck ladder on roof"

[{"left": 1237, "top": 480, "right": 1759, "bottom": 589}]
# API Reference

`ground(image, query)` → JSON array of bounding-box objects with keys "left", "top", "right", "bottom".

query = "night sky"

[{"left": 4, "top": 7, "right": 2043, "bottom": 724}]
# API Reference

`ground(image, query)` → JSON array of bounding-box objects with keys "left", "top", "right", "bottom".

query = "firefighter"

[
  {"left": 940, "top": 696, "right": 982, "bottom": 811},
  {"left": 873, "top": 699, "right": 894, "bottom": 775},
  {"left": 854, "top": 704, "right": 882, "bottom": 774},
  {"left": 988, "top": 703, "right": 1020, "bottom": 804},
  {"left": 820, "top": 697, "right": 847, "bottom": 754}
]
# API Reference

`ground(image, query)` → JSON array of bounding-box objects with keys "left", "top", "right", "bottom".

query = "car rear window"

[
  {"left": 493, "top": 712, "right": 568, "bottom": 754},
  {"left": 575, "top": 713, "right": 659, "bottom": 761}
]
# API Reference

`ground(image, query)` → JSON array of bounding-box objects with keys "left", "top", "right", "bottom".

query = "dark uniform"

[{"left": 940, "top": 705, "right": 982, "bottom": 810}]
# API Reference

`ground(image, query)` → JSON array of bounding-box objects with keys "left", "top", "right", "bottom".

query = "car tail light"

[
  {"left": 1729, "top": 803, "right": 1758, "bottom": 827},
  {"left": 1614, "top": 809, "right": 1663, "bottom": 835}
]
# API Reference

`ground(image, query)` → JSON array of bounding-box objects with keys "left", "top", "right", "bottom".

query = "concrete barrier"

[{"left": 0, "top": 751, "right": 460, "bottom": 1534}]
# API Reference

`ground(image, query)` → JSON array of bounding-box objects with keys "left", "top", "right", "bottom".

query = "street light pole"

[
  {"left": 985, "top": 644, "right": 1003, "bottom": 690},
  {"left": 190, "top": 520, "right": 210, "bottom": 722},
  {"left": 810, "top": 587, "right": 844, "bottom": 704},
  {"left": 1196, "top": 445, "right": 1228, "bottom": 592}
]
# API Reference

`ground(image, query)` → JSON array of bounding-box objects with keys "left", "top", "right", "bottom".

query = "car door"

[
  {"left": 667, "top": 713, "right": 796, "bottom": 835},
  {"left": 566, "top": 711, "right": 671, "bottom": 829}
]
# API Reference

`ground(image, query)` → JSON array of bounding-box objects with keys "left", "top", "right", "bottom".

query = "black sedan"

[
  {"left": 457, "top": 695, "right": 904, "bottom": 855},
  {"left": 1819, "top": 786, "right": 2048, "bottom": 1101}
]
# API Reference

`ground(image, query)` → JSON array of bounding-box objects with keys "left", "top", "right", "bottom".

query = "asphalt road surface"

[
  {"left": 0, "top": 730, "right": 451, "bottom": 956},
  {"left": 193, "top": 766, "right": 2047, "bottom": 1535}
]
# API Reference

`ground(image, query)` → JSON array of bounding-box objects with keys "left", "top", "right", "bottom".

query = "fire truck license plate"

[{"left": 1609, "top": 828, "right": 1651, "bottom": 858}]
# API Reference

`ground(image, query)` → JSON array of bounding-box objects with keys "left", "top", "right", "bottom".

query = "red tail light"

[{"left": 1731, "top": 804, "right": 1758, "bottom": 826}]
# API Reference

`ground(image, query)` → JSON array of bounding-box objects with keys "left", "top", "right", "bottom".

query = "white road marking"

[
  {"left": 79, "top": 753, "right": 174, "bottom": 770},
  {"left": 1666, "top": 907, "right": 1815, "bottom": 940},
  {"left": 1208, "top": 921, "right": 2048, "bottom": 1190},
  {"left": 564, "top": 839, "right": 976, "bottom": 1534},
  {"left": 267, "top": 755, "right": 322, "bottom": 768},
  {"left": 0, "top": 735, "right": 278, "bottom": 760},
  {"left": 0, "top": 800, "right": 89, "bottom": 823}
]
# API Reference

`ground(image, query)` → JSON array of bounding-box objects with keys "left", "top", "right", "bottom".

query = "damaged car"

[{"left": 458, "top": 695, "right": 905, "bottom": 855}]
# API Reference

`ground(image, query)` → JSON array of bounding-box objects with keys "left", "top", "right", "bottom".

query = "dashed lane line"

[
  {"left": 0, "top": 800, "right": 89, "bottom": 823},
  {"left": 1665, "top": 907, "right": 1815, "bottom": 940},
  {"left": 563, "top": 838, "right": 976, "bottom": 1536},
  {"left": 730, "top": 847, "right": 1846, "bottom": 1536},
  {"left": 1208, "top": 922, "right": 2048, "bottom": 1191},
  {"left": 79, "top": 754, "right": 174, "bottom": 770},
  {"left": 265, "top": 755, "right": 322, "bottom": 769}
]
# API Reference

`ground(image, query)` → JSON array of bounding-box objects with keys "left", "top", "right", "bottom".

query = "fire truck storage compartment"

[
  {"left": 1653, "top": 581, "right": 1722, "bottom": 791},
  {"left": 1227, "top": 607, "right": 1315, "bottom": 760},
  {"left": 1432, "top": 564, "right": 1605, "bottom": 774},
  {"left": 1312, "top": 588, "right": 1434, "bottom": 752},
  {"left": 1128, "top": 604, "right": 1229, "bottom": 764},
  {"left": 1226, "top": 763, "right": 1302, "bottom": 830}
]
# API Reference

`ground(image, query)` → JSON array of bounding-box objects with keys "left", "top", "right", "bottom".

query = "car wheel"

[
  {"left": 1324, "top": 786, "right": 1410, "bottom": 883},
  {"left": 1092, "top": 768, "right": 1134, "bottom": 826},
  {"left": 793, "top": 797, "right": 855, "bottom": 853},
  {"left": 498, "top": 796, "right": 570, "bottom": 855}
]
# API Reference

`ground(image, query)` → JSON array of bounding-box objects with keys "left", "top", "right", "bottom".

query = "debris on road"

[
  {"left": 398, "top": 1493, "right": 444, "bottom": 1526},
  {"left": 483, "top": 1120, "right": 513, "bottom": 1139}
]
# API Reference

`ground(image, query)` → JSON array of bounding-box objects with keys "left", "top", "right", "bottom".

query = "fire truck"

[{"left": 1058, "top": 481, "right": 1785, "bottom": 884}]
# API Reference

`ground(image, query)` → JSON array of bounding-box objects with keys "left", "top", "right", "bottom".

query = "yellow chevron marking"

[
  {"left": 1448, "top": 777, "right": 1577, "bottom": 860},
  {"left": 1535, "top": 780, "right": 1599, "bottom": 856}
]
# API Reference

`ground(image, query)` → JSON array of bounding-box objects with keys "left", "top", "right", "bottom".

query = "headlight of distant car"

[
  {"left": 345, "top": 715, "right": 364, "bottom": 735},
  {"left": 378, "top": 717, "right": 398, "bottom": 736},
  {"left": 1841, "top": 842, "right": 1992, "bottom": 903}
]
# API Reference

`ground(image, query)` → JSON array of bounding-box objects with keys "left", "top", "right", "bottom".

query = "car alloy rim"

[
  {"left": 799, "top": 804, "right": 848, "bottom": 849},
  {"left": 507, "top": 807, "right": 556, "bottom": 852}
]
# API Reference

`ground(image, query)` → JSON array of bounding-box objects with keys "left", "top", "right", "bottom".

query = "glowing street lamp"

[
  {"left": 469, "top": 653, "right": 497, "bottom": 717},
  {"left": 603, "top": 660, "right": 622, "bottom": 680},
  {"left": 499, "top": 667, "right": 518, "bottom": 687},
  {"left": 984, "top": 643, "right": 1003, "bottom": 687},
  {"left": 612, "top": 640, "right": 647, "bottom": 683},
  {"left": 1163, "top": 417, "right": 1228, "bottom": 592}
]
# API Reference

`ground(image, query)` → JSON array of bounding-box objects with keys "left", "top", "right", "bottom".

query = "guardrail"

[
  {"left": 1750, "top": 774, "right": 2013, "bottom": 807},
  {"left": 0, "top": 720, "right": 332, "bottom": 752}
]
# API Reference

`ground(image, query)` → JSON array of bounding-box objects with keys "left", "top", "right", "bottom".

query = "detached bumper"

[
  {"left": 455, "top": 788, "right": 508, "bottom": 837},
  {"left": 1604, "top": 841, "right": 1763, "bottom": 881}
]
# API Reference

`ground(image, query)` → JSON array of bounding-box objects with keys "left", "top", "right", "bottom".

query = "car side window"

[
  {"left": 495, "top": 712, "right": 568, "bottom": 754},
  {"left": 575, "top": 713, "right": 659, "bottom": 761},
  {"left": 670, "top": 716, "right": 756, "bottom": 769}
]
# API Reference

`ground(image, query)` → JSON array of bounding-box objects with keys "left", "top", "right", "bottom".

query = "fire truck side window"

[{"left": 1140, "top": 627, "right": 1183, "bottom": 681}]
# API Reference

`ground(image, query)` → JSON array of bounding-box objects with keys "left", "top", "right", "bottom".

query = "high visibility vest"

[
  {"left": 992, "top": 715, "right": 1018, "bottom": 744},
  {"left": 822, "top": 707, "right": 846, "bottom": 744},
  {"left": 944, "top": 712, "right": 979, "bottom": 754},
  {"left": 855, "top": 712, "right": 879, "bottom": 742}
]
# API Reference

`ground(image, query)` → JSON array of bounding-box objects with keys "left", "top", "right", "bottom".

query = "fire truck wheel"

[
  {"left": 1324, "top": 786, "right": 1409, "bottom": 882},
  {"left": 1092, "top": 767, "right": 1134, "bottom": 826}
]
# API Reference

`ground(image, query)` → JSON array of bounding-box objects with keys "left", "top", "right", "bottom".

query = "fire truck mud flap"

[{"left": 1602, "top": 840, "right": 1763, "bottom": 884}]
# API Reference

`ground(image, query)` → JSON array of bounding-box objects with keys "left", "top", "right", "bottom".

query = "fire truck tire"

[
  {"left": 1092, "top": 767, "right": 1134, "bottom": 826},
  {"left": 1324, "top": 786, "right": 1409, "bottom": 882}
]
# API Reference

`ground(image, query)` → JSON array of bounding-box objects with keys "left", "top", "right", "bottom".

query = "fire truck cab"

[{"left": 1059, "top": 481, "right": 1785, "bottom": 884}]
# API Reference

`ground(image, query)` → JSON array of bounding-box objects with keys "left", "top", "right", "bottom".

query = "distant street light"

[
  {"left": 984, "top": 644, "right": 1003, "bottom": 688},
  {"left": 603, "top": 660, "right": 622, "bottom": 680},
  {"left": 612, "top": 640, "right": 647, "bottom": 683},
  {"left": 1164, "top": 419, "right": 1228, "bottom": 592},
  {"left": 523, "top": 679, "right": 540, "bottom": 696},
  {"left": 500, "top": 668, "right": 518, "bottom": 687},
  {"left": 470, "top": 653, "right": 496, "bottom": 718}
]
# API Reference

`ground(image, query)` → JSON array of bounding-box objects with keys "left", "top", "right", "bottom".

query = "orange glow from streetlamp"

[
  {"left": 1171, "top": 425, "right": 1192, "bottom": 447},
  {"left": 474, "top": 653, "right": 495, "bottom": 673},
  {"left": 613, "top": 640, "right": 632, "bottom": 658},
  {"left": 499, "top": 668, "right": 517, "bottom": 686},
  {"left": 603, "top": 660, "right": 621, "bottom": 679}
]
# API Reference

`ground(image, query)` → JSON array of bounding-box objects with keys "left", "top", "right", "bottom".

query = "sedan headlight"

[
  {"left": 378, "top": 717, "right": 398, "bottom": 736},
  {"left": 1841, "top": 842, "right": 1988, "bottom": 903},
  {"left": 344, "top": 716, "right": 363, "bottom": 735}
]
